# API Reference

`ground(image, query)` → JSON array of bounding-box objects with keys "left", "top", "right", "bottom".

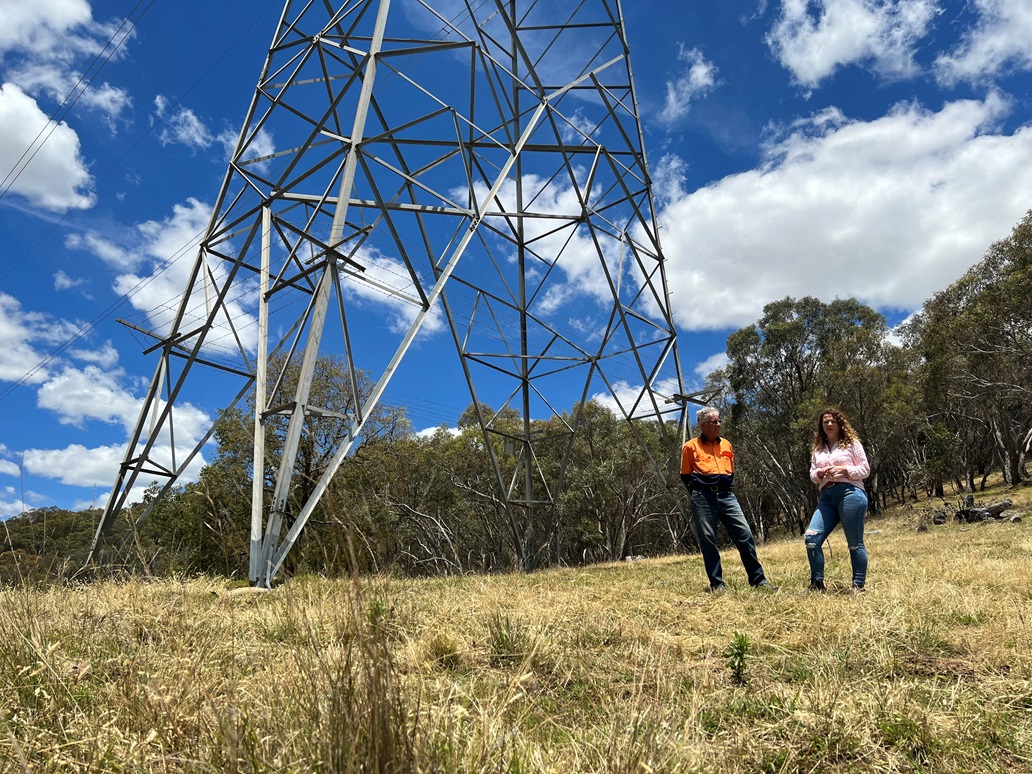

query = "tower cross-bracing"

[{"left": 88, "top": 0, "right": 688, "bottom": 586}]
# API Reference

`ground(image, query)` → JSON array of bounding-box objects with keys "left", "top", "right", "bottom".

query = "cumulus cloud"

[
  {"left": 0, "top": 291, "right": 57, "bottom": 385},
  {"left": 0, "top": 0, "right": 92, "bottom": 56},
  {"left": 414, "top": 425, "right": 461, "bottom": 439},
  {"left": 36, "top": 364, "right": 140, "bottom": 429},
  {"left": 694, "top": 352, "right": 729, "bottom": 381},
  {"left": 339, "top": 247, "right": 446, "bottom": 336},
  {"left": 108, "top": 198, "right": 260, "bottom": 356},
  {"left": 219, "top": 125, "right": 275, "bottom": 168},
  {"left": 766, "top": 0, "right": 939, "bottom": 88},
  {"left": 935, "top": 0, "right": 1032, "bottom": 85},
  {"left": 0, "top": 1, "right": 133, "bottom": 125},
  {"left": 68, "top": 340, "right": 118, "bottom": 368},
  {"left": 589, "top": 377, "right": 682, "bottom": 420},
  {"left": 23, "top": 438, "right": 207, "bottom": 496},
  {"left": 0, "top": 82, "right": 95, "bottom": 211},
  {"left": 65, "top": 197, "right": 257, "bottom": 359},
  {"left": 0, "top": 496, "right": 27, "bottom": 518},
  {"left": 465, "top": 171, "right": 625, "bottom": 313},
  {"left": 26, "top": 362, "right": 212, "bottom": 500},
  {"left": 64, "top": 230, "right": 135, "bottom": 269},
  {"left": 654, "top": 92, "right": 1032, "bottom": 330},
  {"left": 660, "top": 45, "right": 720, "bottom": 123},
  {"left": 22, "top": 442, "right": 129, "bottom": 489}
]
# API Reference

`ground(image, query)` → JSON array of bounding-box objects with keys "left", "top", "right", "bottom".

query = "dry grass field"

[{"left": 1, "top": 480, "right": 1030, "bottom": 772}]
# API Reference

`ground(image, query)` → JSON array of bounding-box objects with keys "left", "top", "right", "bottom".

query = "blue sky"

[{"left": 1, "top": 0, "right": 1031, "bottom": 517}]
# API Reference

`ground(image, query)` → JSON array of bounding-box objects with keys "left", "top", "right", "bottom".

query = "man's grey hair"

[{"left": 697, "top": 406, "right": 720, "bottom": 426}]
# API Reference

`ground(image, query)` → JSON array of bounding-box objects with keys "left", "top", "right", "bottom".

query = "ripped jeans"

[{"left": 805, "top": 482, "right": 869, "bottom": 587}]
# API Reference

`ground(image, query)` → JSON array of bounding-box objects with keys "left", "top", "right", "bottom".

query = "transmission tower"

[{"left": 88, "top": 0, "right": 689, "bottom": 586}]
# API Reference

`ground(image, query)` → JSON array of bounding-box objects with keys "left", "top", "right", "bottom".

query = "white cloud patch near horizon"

[
  {"left": 655, "top": 91, "right": 1032, "bottom": 331},
  {"left": 766, "top": 0, "right": 940, "bottom": 88}
]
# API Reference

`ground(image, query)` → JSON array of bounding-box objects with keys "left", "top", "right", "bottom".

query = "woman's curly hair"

[{"left": 813, "top": 407, "right": 859, "bottom": 451}]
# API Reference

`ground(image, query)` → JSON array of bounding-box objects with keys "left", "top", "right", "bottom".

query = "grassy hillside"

[{"left": 1, "top": 481, "right": 1030, "bottom": 772}]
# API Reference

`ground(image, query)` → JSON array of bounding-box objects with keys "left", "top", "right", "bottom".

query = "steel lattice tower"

[{"left": 89, "top": 0, "right": 690, "bottom": 586}]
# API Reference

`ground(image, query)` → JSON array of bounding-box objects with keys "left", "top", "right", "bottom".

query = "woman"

[{"left": 805, "top": 408, "right": 871, "bottom": 592}]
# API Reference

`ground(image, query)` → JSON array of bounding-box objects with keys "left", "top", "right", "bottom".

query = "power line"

[{"left": 0, "top": 0, "right": 154, "bottom": 206}]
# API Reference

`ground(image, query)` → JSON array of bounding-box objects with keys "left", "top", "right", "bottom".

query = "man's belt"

[{"left": 694, "top": 484, "right": 732, "bottom": 493}]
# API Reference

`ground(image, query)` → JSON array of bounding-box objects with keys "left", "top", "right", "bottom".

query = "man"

[{"left": 681, "top": 406, "right": 774, "bottom": 591}]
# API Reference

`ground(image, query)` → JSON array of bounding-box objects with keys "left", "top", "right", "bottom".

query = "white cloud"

[
  {"left": 107, "top": 198, "right": 259, "bottom": 357},
  {"left": 0, "top": 2, "right": 134, "bottom": 125},
  {"left": 0, "top": 497, "right": 27, "bottom": 519},
  {"left": 7, "top": 61, "right": 132, "bottom": 125},
  {"left": 23, "top": 363, "right": 212, "bottom": 500},
  {"left": 53, "top": 269, "right": 87, "bottom": 291},
  {"left": 156, "top": 101, "right": 215, "bottom": 150},
  {"left": 65, "top": 230, "right": 135, "bottom": 269},
  {"left": 68, "top": 340, "right": 119, "bottom": 368},
  {"left": 656, "top": 93, "right": 1032, "bottom": 330},
  {"left": 0, "top": 82, "right": 95, "bottom": 211},
  {"left": 0, "top": 291, "right": 56, "bottom": 384},
  {"left": 167, "top": 116, "right": 208, "bottom": 148},
  {"left": 766, "top": 0, "right": 940, "bottom": 88},
  {"left": 23, "top": 439, "right": 206, "bottom": 496},
  {"left": 219, "top": 126, "right": 276, "bottom": 167},
  {"left": 71, "top": 496, "right": 103, "bottom": 511},
  {"left": 340, "top": 247, "right": 446, "bottom": 336},
  {"left": 589, "top": 377, "right": 681, "bottom": 420},
  {"left": 660, "top": 45, "right": 719, "bottom": 123},
  {"left": 694, "top": 352, "right": 729, "bottom": 380},
  {"left": 23, "top": 442, "right": 129, "bottom": 488},
  {"left": 0, "top": 0, "right": 92, "bottom": 56},
  {"left": 467, "top": 171, "right": 623, "bottom": 312},
  {"left": 36, "top": 364, "right": 140, "bottom": 430},
  {"left": 414, "top": 425, "right": 460, "bottom": 439},
  {"left": 0, "top": 458, "right": 19, "bottom": 477},
  {"left": 935, "top": 0, "right": 1032, "bottom": 85}
]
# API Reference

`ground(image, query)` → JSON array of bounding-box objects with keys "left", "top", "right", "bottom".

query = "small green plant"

[
  {"left": 723, "top": 631, "right": 751, "bottom": 685},
  {"left": 367, "top": 597, "right": 389, "bottom": 629},
  {"left": 486, "top": 611, "right": 531, "bottom": 666}
]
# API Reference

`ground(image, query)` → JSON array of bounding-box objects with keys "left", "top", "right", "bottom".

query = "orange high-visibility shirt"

[{"left": 680, "top": 435, "right": 735, "bottom": 490}]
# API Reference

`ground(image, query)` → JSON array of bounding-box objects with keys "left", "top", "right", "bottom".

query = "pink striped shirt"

[{"left": 809, "top": 440, "right": 870, "bottom": 491}]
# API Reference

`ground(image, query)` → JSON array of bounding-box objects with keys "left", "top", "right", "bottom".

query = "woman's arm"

[
  {"left": 810, "top": 451, "right": 824, "bottom": 485},
  {"left": 847, "top": 441, "right": 871, "bottom": 481}
]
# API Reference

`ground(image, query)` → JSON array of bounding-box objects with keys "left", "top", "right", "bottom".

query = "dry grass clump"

[{"left": 1, "top": 479, "right": 1030, "bottom": 772}]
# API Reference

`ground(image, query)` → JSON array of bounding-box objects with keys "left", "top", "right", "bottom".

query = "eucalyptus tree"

[
  {"left": 910, "top": 210, "right": 1032, "bottom": 487},
  {"left": 722, "top": 296, "right": 894, "bottom": 533},
  {"left": 185, "top": 355, "right": 410, "bottom": 575},
  {"left": 539, "top": 401, "right": 680, "bottom": 564}
]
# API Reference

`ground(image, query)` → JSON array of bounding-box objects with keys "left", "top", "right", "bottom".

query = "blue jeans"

[
  {"left": 689, "top": 490, "right": 766, "bottom": 589},
  {"left": 805, "top": 483, "right": 869, "bottom": 587}
]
